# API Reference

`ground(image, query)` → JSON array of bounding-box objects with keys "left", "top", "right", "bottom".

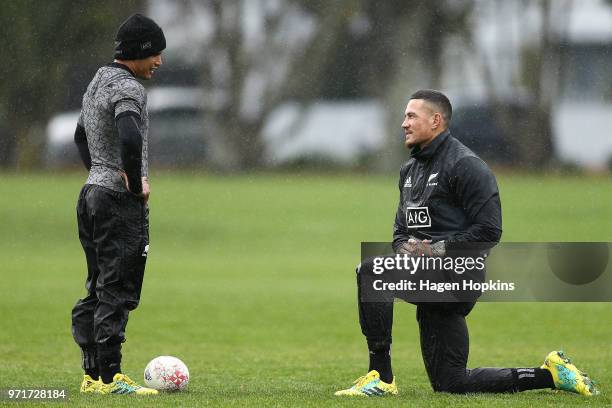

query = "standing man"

[
  {"left": 335, "top": 90, "right": 598, "bottom": 397},
  {"left": 71, "top": 14, "right": 165, "bottom": 395}
]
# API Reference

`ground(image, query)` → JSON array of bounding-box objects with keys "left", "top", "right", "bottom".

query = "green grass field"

[{"left": 1, "top": 172, "right": 611, "bottom": 407}]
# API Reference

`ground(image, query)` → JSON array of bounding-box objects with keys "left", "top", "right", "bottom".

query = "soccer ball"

[{"left": 144, "top": 356, "right": 189, "bottom": 391}]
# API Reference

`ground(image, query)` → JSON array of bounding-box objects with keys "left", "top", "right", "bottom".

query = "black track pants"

[
  {"left": 357, "top": 257, "right": 519, "bottom": 393},
  {"left": 416, "top": 304, "right": 518, "bottom": 393},
  {"left": 71, "top": 184, "right": 149, "bottom": 350}
]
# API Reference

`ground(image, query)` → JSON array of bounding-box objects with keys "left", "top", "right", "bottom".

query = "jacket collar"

[
  {"left": 410, "top": 129, "right": 450, "bottom": 161},
  {"left": 108, "top": 62, "right": 135, "bottom": 77}
]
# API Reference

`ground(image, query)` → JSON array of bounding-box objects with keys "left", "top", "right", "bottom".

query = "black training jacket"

[{"left": 392, "top": 129, "right": 502, "bottom": 253}]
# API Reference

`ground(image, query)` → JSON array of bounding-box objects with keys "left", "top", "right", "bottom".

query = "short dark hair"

[{"left": 409, "top": 89, "right": 452, "bottom": 123}]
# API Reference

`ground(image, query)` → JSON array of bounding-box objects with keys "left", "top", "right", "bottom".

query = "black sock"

[
  {"left": 81, "top": 347, "right": 98, "bottom": 379},
  {"left": 515, "top": 368, "right": 555, "bottom": 391},
  {"left": 97, "top": 345, "right": 122, "bottom": 384},
  {"left": 369, "top": 349, "right": 393, "bottom": 383},
  {"left": 84, "top": 367, "right": 99, "bottom": 379},
  {"left": 99, "top": 360, "right": 121, "bottom": 384}
]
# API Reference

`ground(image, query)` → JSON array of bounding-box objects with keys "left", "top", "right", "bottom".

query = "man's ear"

[{"left": 431, "top": 112, "right": 442, "bottom": 130}]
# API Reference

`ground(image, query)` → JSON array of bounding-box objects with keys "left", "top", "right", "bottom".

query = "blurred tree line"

[
  {"left": 192, "top": 0, "right": 475, "bottom": 169},
  {"left": 0, "top": 0, "right": 604, "bottom": 170},
  {"left": 0, "top": 0, "right": 142, "bottom": 169}
]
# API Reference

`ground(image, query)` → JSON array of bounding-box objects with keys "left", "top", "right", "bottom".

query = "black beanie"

[{"left": 114, "top": 14, "right": 166, "bottom": 60}]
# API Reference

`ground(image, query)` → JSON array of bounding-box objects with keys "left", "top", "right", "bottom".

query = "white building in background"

[
  {"left": 552, "top": 0, "right": 612, "bottom": 168},
  {"left": 446, "top": 0, "right": 612, "bottom": 169}
]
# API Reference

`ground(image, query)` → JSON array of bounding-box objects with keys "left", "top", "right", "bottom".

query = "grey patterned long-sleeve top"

[{"left": 78, "top": 63, "right": 149, "bottom": 192}]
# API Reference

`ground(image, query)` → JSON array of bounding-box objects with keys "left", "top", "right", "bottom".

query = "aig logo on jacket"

[{"left": 406, "top": 206, "right": 431, "bottom": 228}]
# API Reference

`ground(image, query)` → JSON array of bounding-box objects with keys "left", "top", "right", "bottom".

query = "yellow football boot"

[
  {"left": 79, "top": 375, "right": 100, "bottom": 393},
  {"left": 97, "top": 373, "right": 159, "bottom": 395},
  {"left": 541, "top": 350, "right": 599, "bottom": 396},
  {"left": 334, "top": 370, "right": 398, "bottom": 396}
]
